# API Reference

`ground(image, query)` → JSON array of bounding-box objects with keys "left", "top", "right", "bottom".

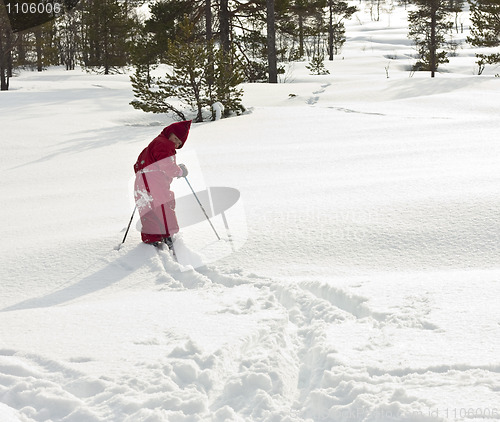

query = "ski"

[{"left": 155, "top": 241, "right": 177, "bottom": 262}]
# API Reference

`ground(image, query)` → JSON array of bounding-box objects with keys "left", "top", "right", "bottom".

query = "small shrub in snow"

[{"left": 306, "top": 55, "right": 330, "bottom": 75}]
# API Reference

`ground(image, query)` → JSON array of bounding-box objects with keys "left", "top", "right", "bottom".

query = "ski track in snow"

[{"left": 2, "top": 244, "right": 499, "bottom": 421}]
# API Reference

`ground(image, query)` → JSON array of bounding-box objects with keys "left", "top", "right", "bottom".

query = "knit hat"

[{"left": 164, "top": 120, "right": 192, "bottom": 148}]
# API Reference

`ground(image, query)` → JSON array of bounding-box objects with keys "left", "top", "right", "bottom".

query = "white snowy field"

[{"left": 1, "top": 7, "right": 500, "bottom": 422}]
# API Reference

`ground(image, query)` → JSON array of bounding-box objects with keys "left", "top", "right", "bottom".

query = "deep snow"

[{"left": 1, "top": 6, "right": 500, "bottom": 422}]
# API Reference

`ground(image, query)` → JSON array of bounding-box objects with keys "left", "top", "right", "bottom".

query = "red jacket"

[
  {"left": 134, "top": 121, "right": 191, "bottom": 173},
  {"left": 133, "top": 121, "right": 191, "bottom": 217}
]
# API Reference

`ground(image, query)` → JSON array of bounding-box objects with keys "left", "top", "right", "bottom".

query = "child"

[{"left": 133, "top": 120, "right": 191, "bottom": 246}]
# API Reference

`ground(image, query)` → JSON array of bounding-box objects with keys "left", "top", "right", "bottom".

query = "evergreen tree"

[
  {"left": 130, "top": 19, "right": 244, "bottom": 122},
  {"left": 165, "top": 20, "right": 212, "bottom": 121},
  {"left": 209, "top": 45, "right": 245, "bottom": 116},
  {"left": 145, "top": 0, "right": 202, "bottom": 61},
  {"left": 8, "top": 20, "right": 61, "bottom": 72},
  {"left": 289, "top": 0, "right": 326, "bottom": 59},
  {"left": 306, "top": 53, "right": 329, "bottom": 74},
  {"left": 130, "top": 67, "right": 187, "bottom": 120},
  {"left": 81, "top": 0, "right": 133, "bottom": 73},
  {"left": 205, "top": 0, "right": 213, "bottom": 42},
  {"left": 230, "top": 2, "right": 269, "bottom": 82},
  {"left": 327, "top": 0, "right": 357, "bottom": 59},
  {"left": 233, "top": 28, "right": 269, "bottom": 82},
  {"left": 467, "top": 0, "right": 500, "bottom": 71},
  {"left": 219, "top": 0, "right": 231, "bottom": 54},
  {"left": 129, "top": 25, "right": 157, "bottom": 85},
  {"left": 0, "top": 7, "right": 17, "bottom": 90},
  {"left": 266, "top": 0, "right": 278, "bottom": 82},
  {"left": 33, "top": 21, "right": 60, "bottom": 71},
  {"left": 408, "top": 0, "right": 455, "bottom": 77},
  {"left": 227, "top": 0, "right": 292, "bottom": 81}
]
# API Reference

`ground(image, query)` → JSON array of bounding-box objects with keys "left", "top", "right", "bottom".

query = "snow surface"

[{"left": 1, "top": 7, "right": 500, "bottom": 422}]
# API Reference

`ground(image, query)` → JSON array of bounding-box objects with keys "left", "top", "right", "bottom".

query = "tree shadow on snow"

[{"left": 8, "top": 124, "right": 153, "bottom": 170}]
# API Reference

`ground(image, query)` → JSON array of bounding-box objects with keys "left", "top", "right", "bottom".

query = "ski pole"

[
  {"left": 221, "top": 211, "right": 235, "bottom": 252},
  {"left": 118, "top": 205, "right": 136, "bottom": 249},
  {"left": 184, "top": 176, "right": 221, "bottom": 240}
]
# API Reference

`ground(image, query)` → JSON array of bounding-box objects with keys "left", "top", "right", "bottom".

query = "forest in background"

[{"left": 1, "top": 0, "right": 500, "bottom": 119}]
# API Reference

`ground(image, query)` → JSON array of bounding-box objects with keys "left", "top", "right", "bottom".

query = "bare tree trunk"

[
  {"left": 0, "top": 36, "right": 12, "bottom": 90},
  {"left": 266, "top": 0, "right": 277, "bottom": 83},
  {"left": 17, "top": 33, "right": 26, "bottom": 66},
  {"left": 8, "top": 45, "right": 13, "bottom": 77},
  {"left": 328, "top": 0, "right": 334, "bottom": 60},
  {"left": 206, "top": 0, "right": 212, "bottom": 42},
  {"left": 298, "top": 13, "right": 304, "bottom": 58},
  {"left": 0, "top": 12, "right": 18, "bottom": 90},
  {"left": 0, "top": 53, "right": 8, "bottom": 90},
  {"left": 219, "top": 0, "right": 230, "bottom": 54},
  {"left": 35, "top": 27, "right": 43, "bottom": 72},
  {"left": 430, "top": 0, "right": 437, "bottom": 77}
]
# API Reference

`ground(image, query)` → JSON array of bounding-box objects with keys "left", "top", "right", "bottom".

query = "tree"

[
  {"left": 32, "top": 21, "right": 60, "bottom": 71},
  {"left": 306, "top": 54, "right": 329, "bottom": 74},
  {"left": 449, "top": 0, "right": 466, "bottom": 33},
  {"left": 408, "top": 0, "right": 455, "bottom": 77},
  {"left": 327, "top": 0, "right": 357, "bottom": 60},
  {"left": 0, "top": 7, "right": 17, "bottom": 90},
  {"left": 130, "top": 19, "right": 244, "bottom": 122},
  {"left": 130, "top": 67, "right": 187, "bottom": 120},
  {"left": 213, "top": 0, "right": 294, "bottom": 82},
  {"left": 81, "top": 0, "right": 133, "bottom": 73},
  {"left": 467, "top": 0, "right": 500, "bottom": 71},
  {"left": 233, "top": 28, "right": 268, "bottom": 82},
  {"left": 266, "top": 0, "right": 278, "bottom": 82},
  {"left": 288, "top": 0, "right": 326, "bottom": 59},
  {"left": 220, "top": 0, "right": 231, "bottom": 54},
  {"left": 366, "top": 0, "right": 384, "bottom": 21},
  {"left": 165, "top": 22, "right": 212, "bottom": 122},
  {"left": 205, "top": 0, "right": 212, "bottom": 42},
  {"left": 129, "top": 24, "right": 157, "bottom": 85},
  {"left": 56, "top": 9, "right": 81, "bottom": 70},
  {"left": 145, "top": 0, "right": 200, "bottom": 61},
  {"left": 229, "top": 0, "right": 276, "bottom": 82},
  {"left": 209, "top": 46, "right": 245, "bottom": 116}
]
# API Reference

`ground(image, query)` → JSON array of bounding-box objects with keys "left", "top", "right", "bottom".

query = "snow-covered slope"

[{"left": 1, "top": 8, "right": 499, "bottom": 422}]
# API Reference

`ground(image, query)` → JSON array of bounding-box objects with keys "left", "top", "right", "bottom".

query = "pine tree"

[
  {"left": 33, "top": 21, "right": 60, "bottom": 71},
  {"left": 408, "top": 0, "right": 455, "bottom": 77},
  {"left": 266, "top": 0, "right": 278, "bottom": 82},
  {"left": 130, "top": 19, "right": 244, "bottom": 122},
  {"left": 209, "top": 46, "right": 245, "bottom": 116},
  {"left": 287, "top": 0, "right": 326, "bottom": 59},
  {"left": 145, "top": 0, "right": 200, "bottom": 62},
  {"left": 130, "top": 67, "right": 187, "bottom": 120},
  {"left": 219, "top": 0, "right": 231, "bottom": 54},
  {"left": 0, "top": 7, "right": 18, "bottom": 90},
  {"left": 467, "top": 0, "right": 500, "bottom": 71},
  {"left": 164, "top": 20, "right": 212, "bottom": 122},
  {"left": 327, "top": 0, "right": 357, "bottom": 60},
  {"left": 306, "top": 54, "right": 329, "bottom": 74},
  {"left": 129, "top": 25, "right": 157, "bottom": 85},
  {"left": 81, "top": 0, "right": 133, "bottom": 73}
]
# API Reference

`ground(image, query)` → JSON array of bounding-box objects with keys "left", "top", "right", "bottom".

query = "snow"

[{"left": 1, "top": 7, "right": 500, "bottom": 422}]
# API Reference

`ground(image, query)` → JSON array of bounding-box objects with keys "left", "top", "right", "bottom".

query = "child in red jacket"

[{"left": 133, "top": 120, "right": 191, "bottom": 246}]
